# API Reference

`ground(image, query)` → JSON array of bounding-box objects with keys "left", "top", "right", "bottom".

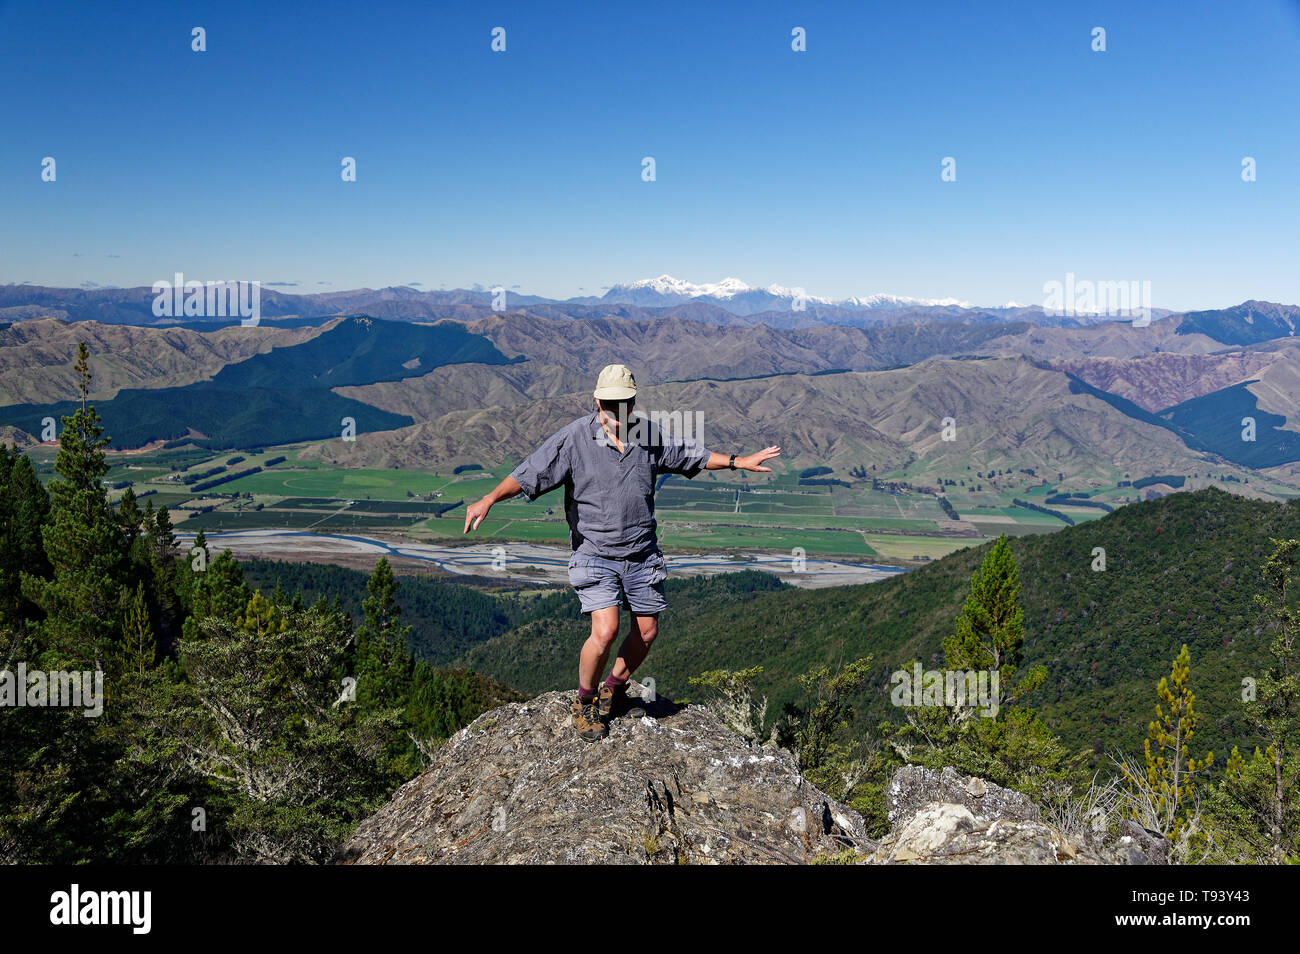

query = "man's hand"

[
  {"left": 463, "top": 476, "right": 524, "bottom": 533},
  {"left": 464, "top": 496, "right": 492, "bottom": 534},
  {"left": 740, "top": 446, "right": 781, "bottom": 473}
]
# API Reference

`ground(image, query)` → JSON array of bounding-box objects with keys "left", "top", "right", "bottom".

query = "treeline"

[
  {"left": 0, "top": 343, "right": 520, "bottom": 864},
  {"left": 1133, "top": 475, "right": 1186, "bottom": 490},
  {"left": 1046, "top": 494, "right": 1114, "bottom": 512},
  {"left": 181, "top": 465, "right": 226, "bottom": 485},
  {"left": 240, "top": 559, "right": 525, "bottom": 665},
  {"left": 1013, "top": 497, "right": 1075, "bottom": 525},
  {"left": 193, "top": 465, "right": 262, "bottom": 492}
]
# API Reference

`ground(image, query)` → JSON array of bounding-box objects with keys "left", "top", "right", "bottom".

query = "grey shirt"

[{"left": 508, "top": 411, "right": 710, "bottom": 559}]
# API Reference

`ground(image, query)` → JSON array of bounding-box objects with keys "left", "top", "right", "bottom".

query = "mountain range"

[
  {"left": 0, "top": 277, "right": 1180, "bottom": 330},
  {"left": 3, "top": 284, "right": 1300, "bottom": 495}
]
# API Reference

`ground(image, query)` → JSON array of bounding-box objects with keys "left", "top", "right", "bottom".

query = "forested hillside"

[
  {"left": 461, "top": 488, "right": 1299, "bottom": 761},
  {"left": 240, "top": 559, "right": 532, "bottom": 665},
  {"left": 0, "top": 348, "right": 521, "bottom": 863}
]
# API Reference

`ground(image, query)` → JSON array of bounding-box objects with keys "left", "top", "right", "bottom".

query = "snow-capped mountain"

[
  {"left": 612, "top": 275, "right": 756, "bottom": 301},
  {"left": 840, "top": 293, "right": 979, "bottom": 309},
  {"left": 599, "top": 275, "right": 987, "bottom": 315}
]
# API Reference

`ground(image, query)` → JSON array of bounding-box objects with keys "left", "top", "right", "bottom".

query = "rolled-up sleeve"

[
  {"left": 509, "top": 428, "right": 571, "bottom": 500},
  {"left": 658, "top": 437, "right": 710, "bottom": 479}
]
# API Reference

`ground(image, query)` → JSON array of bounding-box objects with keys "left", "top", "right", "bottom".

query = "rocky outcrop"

[
  {"left": 333, "top": 686, "right": 1170, "bottom": 865},
  {"left": 886, "top": 764, "right": 1041, "bottom": 826},
  {"left": 871, "top": 765, "right": 1169, "bottom": 865},
  {"left": 333, "top": 682, "right": 871, "bottom": 864}
]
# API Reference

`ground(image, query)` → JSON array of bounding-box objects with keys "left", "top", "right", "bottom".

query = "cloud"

[
  {"left": 264, "top": 281, "right": 300, "bottom": 287},
  {"left": 408, "top": 281, "right": 423, "bottom": 286},
  {"left": 80, "top": 281, "right": 103, "bottom": 288},
  {"left": 316, "top": 281, "right": 331, "bottom": 285},
  {"left": 106, "top": 253, "right": 121, "bottom": 258},
  {"left": 72, "top": 252, "right": 82, "bottom": 257}
]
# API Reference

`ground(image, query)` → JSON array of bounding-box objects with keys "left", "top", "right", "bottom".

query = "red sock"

[
  {"left": 578, "top": 685, "right": 597, "bottom": 703},
  {"left": 604, "top": 673, "right": 628, "bottom": 690}
]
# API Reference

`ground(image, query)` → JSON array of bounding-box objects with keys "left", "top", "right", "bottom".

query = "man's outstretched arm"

[
  {"left": 467, "top": 426, "right": 571, "bottom": 533},
  {"left": 463, "top": 475, "right": 523, "bottom": 533},
  {"left": 703, "top": 446, "right": 781, "bottom": 472}
]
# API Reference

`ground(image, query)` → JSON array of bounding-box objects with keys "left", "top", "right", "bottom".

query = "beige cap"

[{"left": 593, "top": 363, "right": 637, "bottom": 400}]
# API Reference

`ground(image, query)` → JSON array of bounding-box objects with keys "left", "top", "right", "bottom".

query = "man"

[{"left": 463, "top": 363, "right": 780, "bottom": 742}]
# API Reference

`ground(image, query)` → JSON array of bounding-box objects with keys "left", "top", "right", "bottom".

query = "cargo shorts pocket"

[
  {"left": 567, "top": 555, "right": 598, "bottom": 589},
  {"left": 568, "top": 555, "right": 624, "bottom": 614},
  {"left": 622, "top": 551, "right": 668, "bottom": 614},
  {"left": 647, "top": 551, "right": 668, "bottom": 585}
]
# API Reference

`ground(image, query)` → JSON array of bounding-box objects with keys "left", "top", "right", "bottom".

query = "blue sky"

[{"left": 2, "top": 0, "right": 1298, "bottom": 309}]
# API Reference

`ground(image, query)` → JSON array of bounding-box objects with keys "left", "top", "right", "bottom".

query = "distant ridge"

[
  {"left": 0, "top": 281, "right": 1184, "bottom": 330},
  {"left": 0, "top": 316, "right": 513, "bottom": 449}
]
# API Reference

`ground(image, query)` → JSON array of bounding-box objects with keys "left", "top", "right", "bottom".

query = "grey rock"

[
  {"left": 1110, "top": 820, "right": 1171, "bottom": 866},
  {"left": 333, "top": 688, "right": 1169, "bottom": 866},
  {"left": 332, "top": 682, "right": 874, "bottom": 865},
  {"left": 886, "top": 765, "right": 1041, "bottom": 826},
  {"left": 874, "top": 765, "right": 1169, "bottom": 865}
]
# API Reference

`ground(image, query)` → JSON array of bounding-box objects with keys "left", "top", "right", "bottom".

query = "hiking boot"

[
  {"left": 572, "top": 694, "right": 607, "bottom": 742},
  {"left": 598, "top": 682, "right": 623, "bottom": 719},
  {"left": 599, "top": 682, "right": 646, "bottom": 720}
]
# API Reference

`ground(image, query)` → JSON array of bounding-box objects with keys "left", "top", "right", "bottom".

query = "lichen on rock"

[
  {"left": 332, "top": 681, "right": 872, "bottom": 865},
  {"left": 332, "top": 687, "right": 1170, "bottom": 866}
]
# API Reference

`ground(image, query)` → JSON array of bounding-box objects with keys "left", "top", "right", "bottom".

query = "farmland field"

[{"left": 71, "top": 445, "right": 1153, "bottom": 565}]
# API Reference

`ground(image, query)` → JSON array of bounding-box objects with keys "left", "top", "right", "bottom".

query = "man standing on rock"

[{"left": 463, "top": 364, "right": 781, "bottom": 743}]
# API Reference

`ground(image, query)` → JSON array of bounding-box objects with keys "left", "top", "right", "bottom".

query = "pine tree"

[
  {"left": 192, "top": 528, "right": 209, "bottom": 565},
  {"left": 0, "top": 446, "right": 51, "bottom": 630},
  {"left": 355, "top": 557, "right": 413, "bottom": 711},
  {"left": 1125, "top": 644, "right": 1213, "bottom": 840},
  {"left": 120, "top": 582, "right": 156, "bottom": 678},
  {"left": 1210, "top": 539, "right": 1300, "bottom": 863},
  {"left": 182, "top": 549, "right": 252, "bottom": 644},
  {"left": 143, "top": 504, "right": 181, "bottom": 654},
  {"left": 146, "top": 505, "right": 177, "bottom": 566},
  {"left": 942, "top": 534, "right": 1044, "bottom": 702},
  {"left": 20, "top": 342, "right": 128, "bottom": 669},
  {"left": 891, "top": 535, "right": 1080, "bottom": 808},
  {"left": 117, "top": 486, "right": 143, "bottom": 546}
]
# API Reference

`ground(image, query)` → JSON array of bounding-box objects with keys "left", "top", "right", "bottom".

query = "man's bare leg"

[
  {"left": 608, "top": 612, "right": 658, "bottom": 682},
  {"left": 579, "top": 606, "right": 622, "bottom": 692}
]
